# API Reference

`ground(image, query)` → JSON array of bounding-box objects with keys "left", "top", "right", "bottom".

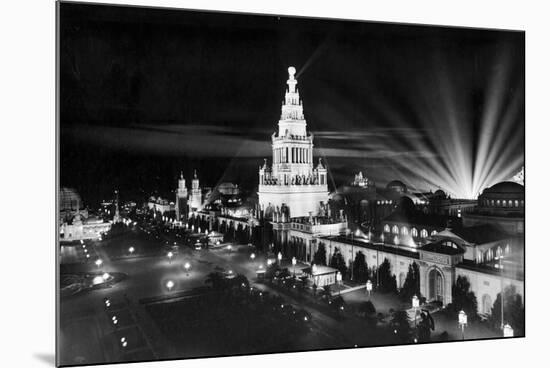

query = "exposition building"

[{"left": 253, "top": 67, "right": 524, "bottom": 319}]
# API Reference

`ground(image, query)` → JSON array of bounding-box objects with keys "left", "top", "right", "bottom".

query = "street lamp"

[
  {"left": 292, "top": 257, "right": 297, "bottom": 276},
  {"left": 120, "top": 337, "right": 127, "bottom": 348},
  {"left": 458, "top": 310, "right": 468, "bottom": 340},
  {"left": 366, "top": 280, "right": 373, "bottom": 297},
  {"left": 166, "top": 280, "right": 174, "bottom": 291},
  {"left": 503, "top": 323, "right": 514, "bottom": 337},
  {"left": 128, "top": 246, "right": 135, "bottom": 255},
  {"left": 95, "top": 259, "right": 103, "bottom": 269},
  {"left": 496, "top": 252, "right": 505, "bottom": 329},
  {"left": 184, "top": 262, "right": 191, "bottom": 276},
  {"left": 250, "top": 253, "right": 256, "bottom": 260},
  {"left": 167, "top": 251, "right": 173, "bottom": 264},
  {"left": 277, "top": 251, "right": 282, "bottom": 265},
  {"left": 412, "top": 295, "right": 420, "bottom": 328}
]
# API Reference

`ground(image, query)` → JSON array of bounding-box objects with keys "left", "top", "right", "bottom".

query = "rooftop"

[
  {"left": 383, "top": 210, "right": 452, "bottom": 228},
  {"left": 321, "top": 235, "right": 421, "bottom": 259},
  {"left": 442, "top": 224, "right": 510, "bottom": 244},
  {"left": 420, "top": 241, "right": 465, "bottom": 255}
]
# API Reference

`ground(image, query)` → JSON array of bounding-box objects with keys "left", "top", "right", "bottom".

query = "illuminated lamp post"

[
  {"left": 166, "top": 280, "right": 174, "bottom": 292},
  {"left": 458, "top": 310, "right": 468, "bottom": 340},
  {"left": 496, "top": 251, "right": 506, "bottom": 330},
  {"left": 412, "top": 295, "right": 420, "bottom": 328},
  {"left": 184, "top": 262, "right": 191, "bottom": 276},
  {"left": 128, "top": 246, "right": 135, "bottom": 256},
  {"left": 277, "top": 251, "right": 282, "bottom": 266},
  {"left": 366, "top": 279, "right": 372, "bottom": 298},
  {"left": 292, "top": 257, "right": 297, "bottom": 277},
  {"left": 503, "top": 324, "right": 514, "bottom": 337},
  {"left": 167, "top": 251, "right": 173, "bottom": 264},
  {"left": 95, "top": 259, "right": 103, "bottom": 269}
]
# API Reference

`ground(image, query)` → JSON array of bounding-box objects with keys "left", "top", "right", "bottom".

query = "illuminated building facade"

[
  {"left": 462, "top": 181, "right": 524, "bottom": 234},
  {"left": 175, "top": 171, "right": 188, "bottom": 221},
  {"left": 258, "top": 66, "right": 329, "bottom": 220},
  {"left": 189, "top": 170, "right": 203, "bottom": 211}
]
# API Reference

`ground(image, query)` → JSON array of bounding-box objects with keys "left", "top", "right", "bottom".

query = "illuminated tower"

[
  {"left": 113, "top": 189, "right": 121, "bottom": 223},
  {"left": 189, "top": 170, "right": 202, "bottom": 211},
  {"left": 258, "top": 66, "right": 329, "bottom": 220},
  {"left": 175, "top": 171, "right": 188, "bottom": 221}
]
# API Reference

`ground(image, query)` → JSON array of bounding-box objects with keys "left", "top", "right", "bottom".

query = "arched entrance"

[{"left": 428, "top": 268, "right": 444, "bottom": 302}]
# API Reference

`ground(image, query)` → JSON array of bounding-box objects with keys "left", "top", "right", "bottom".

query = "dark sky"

[{"left": 59, "top": 2, "right": 524, "bottom": 205}]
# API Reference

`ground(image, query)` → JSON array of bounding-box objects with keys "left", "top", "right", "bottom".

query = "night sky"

[{"left": 59, "top": 2, "right": 524, "bottom": 205}]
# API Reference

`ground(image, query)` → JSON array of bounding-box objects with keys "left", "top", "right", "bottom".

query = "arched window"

[
  {"left": 401, "top": 227, "right": 408, "bottom": 236},
  {"left": 496, "top": 200, "right": 501, "bottom": 206},
  {"left": 508, "top": 200, "right": 513, "bottom": 207},
  {"left": 515, "top": 200, "right": 519, "bottom": 207},
  {"left": 421, "top": 229, "right": 428, "bottom": 238},
  {"left": 443, "top": 241, "right": 458, "bottom": 249},
  {"left": 491, "top": 200, "right": 495, "bottom": 206},
  {"left": 392, "top": 225, "right": 399, "bottom": 234},
  {"left": 496, "top": 246, "right": 503, "bottom": 258},
  {"left": 411, "top": 228, "right": 418, "bottom": 237},
  {"left": 505, "top": 244, "right": 511, "bottom": 254},
  {"left": 521, "top": 200, "right": 524, "bottom": 207},
  {"left": 384, "top": 224, "right": 390, "bottom": 233}
]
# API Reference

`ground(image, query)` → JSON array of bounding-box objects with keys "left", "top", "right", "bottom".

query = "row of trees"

[{"left": 313, "top": 245, "right": 401, "bottom": 293}]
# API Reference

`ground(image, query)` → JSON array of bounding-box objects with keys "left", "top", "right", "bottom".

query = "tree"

[
  {"left": 489, "top": 285, "right": 525, "bottom": 335},
  {"left": 231, "top": 274, "right": 250, "bottom": 290},
  {"left": 399, "top": 262, "right": 420, "bottom": 301},
  {"left": 378, "top": 258, "right": 397, "bottom": 293},
  {"left": 313, "top": 244, "right": 327, "bottom": 266},
  {"left": 390, "top": 310, "right": 412, "bottom": 342},
  {"left": 359, "top": 301, "right": 377, "bottom": 327},
  {"left": 329, "top": 248, "right": 348, "bottom": 278},
  {"left": 352, "top": 251, "right": 369, "bottom": 282},
  {"left": 205, "top": 272, "right": 226, "bottom": 290},
  {"left": 450, "top": 275, "right": 478, "bottom": 320},
  {"left": 321, "top": 285, "right": 332, "bottom": 300}
]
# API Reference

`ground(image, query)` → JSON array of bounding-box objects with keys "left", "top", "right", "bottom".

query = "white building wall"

[{"left": 456, "top": 267, "right": 524, "bottom": 315}]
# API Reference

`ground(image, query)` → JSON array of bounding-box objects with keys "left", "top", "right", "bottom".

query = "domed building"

[
  {"left": 463, "top": 181, "right": 525, "bottom": 234},
  {"left": 59, "top": 187, "right": 88, "bottom": 222},
  {"left": 477, "top": 181, "right": 524, "bottom": 215},
  {"left": 59, "top": 187, "right": 110, "bottom": 242},
  {"left": 386, "top": 180, "right": 407, "bottom": 194}
]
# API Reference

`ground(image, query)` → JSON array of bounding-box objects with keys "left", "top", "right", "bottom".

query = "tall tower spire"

[
  {"left": 113, "top": 189, "right": 121, "bottom": 223},
  {"left": 190, "top": 169, "right": 202, "bottom": 211},
  {"left": 176, "top": 171, "right": 188, "bottom": 221},
  {"left": 258, "top": 66, "right": 328, "bottom": 219}
]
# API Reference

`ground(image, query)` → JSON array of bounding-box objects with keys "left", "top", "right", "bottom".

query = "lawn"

[{"left": 145, "top": 287, "right": 312, "bottom": 357}]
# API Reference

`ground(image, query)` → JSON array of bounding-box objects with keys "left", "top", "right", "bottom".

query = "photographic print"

[{"left": 57, "top": 2, "right": 525, "bottom": 366}]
